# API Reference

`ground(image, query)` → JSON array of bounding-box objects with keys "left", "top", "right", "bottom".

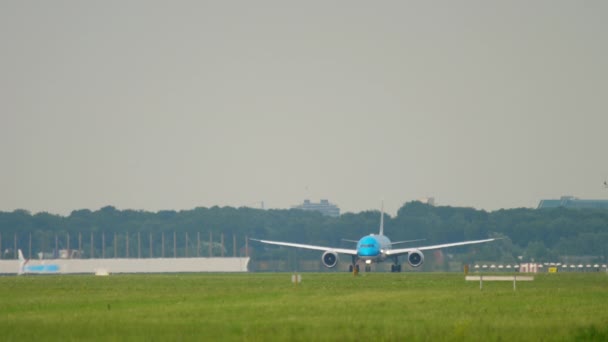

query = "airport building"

[
  {"left": 292, "top": 199, "right": 340, "bottom": 217},
  {"left": 0, "top": 257, "right": 250, "bottom": 275},
  {"left": 537, "top": 196, "right": 608, "bottom": 209}
]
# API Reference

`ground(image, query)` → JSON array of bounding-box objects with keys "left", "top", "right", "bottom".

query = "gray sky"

[{"left": 1, "top": 1, "right": 607, "bottom": 216}]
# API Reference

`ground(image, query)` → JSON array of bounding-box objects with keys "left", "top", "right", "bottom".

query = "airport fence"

[{"left": 0, "top": 231, "right": 251, "bottom": 260}]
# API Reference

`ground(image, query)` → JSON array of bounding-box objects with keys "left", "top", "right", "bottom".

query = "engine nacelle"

[
  {"left": 321, "top": 251, "right": 339, "bottom": 268},
  {"left": 407, "top": 249, "right": 425, "bottom": 267}
]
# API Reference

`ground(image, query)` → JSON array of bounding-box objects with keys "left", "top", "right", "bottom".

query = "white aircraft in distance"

[
  {"left": 251, "top": 205, "right": 498, "bottom": 272},
  {"left": 18, "top": 249, "right": 60, "bottom": 275}
]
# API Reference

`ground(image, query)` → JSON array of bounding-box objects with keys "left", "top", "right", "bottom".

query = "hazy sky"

[{"left": 1, "top": 1, "right": 607, "bottom": 216}]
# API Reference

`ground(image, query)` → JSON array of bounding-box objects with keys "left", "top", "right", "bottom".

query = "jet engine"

[
  {"left": 321, "top": 251, "right": 339, "bottom": 268},
  {"left": 407, "top": 249, "right": 424, "bottom": 267}
]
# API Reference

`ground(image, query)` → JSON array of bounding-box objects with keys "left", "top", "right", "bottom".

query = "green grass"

[{"left": 1, "top": 272, "right": 607, "bottom": 341}]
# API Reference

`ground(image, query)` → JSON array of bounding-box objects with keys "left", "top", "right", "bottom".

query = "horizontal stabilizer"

[{"left": 391, "top": 238, "right": 426, "bottom": 245}]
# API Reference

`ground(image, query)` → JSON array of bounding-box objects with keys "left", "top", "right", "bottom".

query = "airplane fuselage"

[
  {"left": 356, "top": 234, "right": 391, "bottom": 262},
  {"left": 17, "top": 249, "right": 60, "bottom": 275},
  {"left": 23, "top": 264, "right": 60, "bottom": 274}
]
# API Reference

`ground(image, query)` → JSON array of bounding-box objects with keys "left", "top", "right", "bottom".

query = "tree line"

[{"left": 1, "top": 202, "right": 607, "bottom": 264}]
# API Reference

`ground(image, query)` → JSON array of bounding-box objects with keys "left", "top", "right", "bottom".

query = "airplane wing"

[
  {"left": 250, "top": 238, "right": 358, "bottom": 256},
  {"left": 385, "top": 238, "right": 497, "bottom": 256}
]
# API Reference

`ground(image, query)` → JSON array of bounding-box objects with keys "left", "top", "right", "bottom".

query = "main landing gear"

[
  {"left": 350, "top": 263, "right": 371, "bottom": 272},
  {"left": 351, "top": 263, "right": 371, "bottom": 272},
  {"left": 391, "top": 256, "right": 402, "bottom": 272},
  {"left": 349, "top": 256, "right": 360, "bottom": 274},
  {"left": 348, "top": 264, "right": 360, "bottom": 273}
]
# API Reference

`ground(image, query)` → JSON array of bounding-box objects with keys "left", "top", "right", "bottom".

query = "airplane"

[
  {"left": 18, "top": 249, "right": 60, "bottom": 275},
  {"left": 251, "top": 205, "right": 498, "bottom": 272}
]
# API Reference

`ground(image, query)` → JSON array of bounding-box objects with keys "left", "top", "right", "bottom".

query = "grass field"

[{"left": 1, "top": 272, "right": 607, "bottom": 341}]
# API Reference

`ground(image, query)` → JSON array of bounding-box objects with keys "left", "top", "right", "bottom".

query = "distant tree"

[{"left": 1, "top": 202, "right": 608, "bottom": 261}]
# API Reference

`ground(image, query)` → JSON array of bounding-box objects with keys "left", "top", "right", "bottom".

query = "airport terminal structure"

[
  {"left": 0, "top": 231, "right": 252, "bottom": 275},
  {"left": 538, "top": 196, "right": 608, "bottom": 209},
  {"left": 291, "top": 199, "right": 340, "bottom": 217},
  {"left": 0, "top": 256, "right": 250, "bottom": 275}
]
